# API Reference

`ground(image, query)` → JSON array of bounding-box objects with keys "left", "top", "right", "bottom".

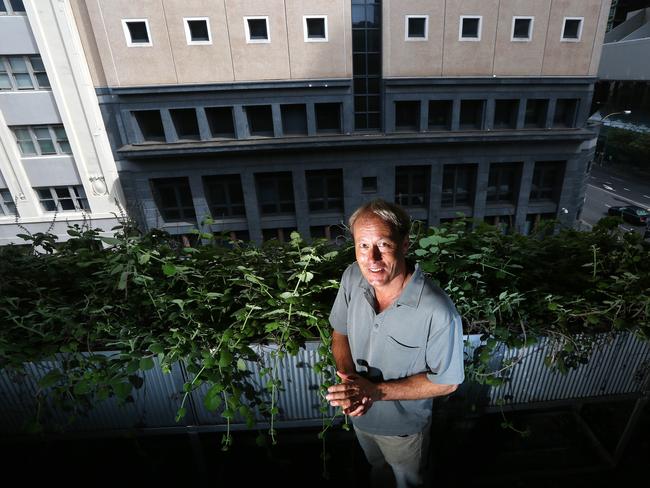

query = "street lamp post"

[{"left": 596, "top": 110, "right": 632, "bottom": 166}]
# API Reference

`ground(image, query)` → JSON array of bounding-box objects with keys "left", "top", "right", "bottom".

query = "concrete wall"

[
  {"left": 384, "top": 0, "right": 611, "bottom": 78},
  {"left": 72, "top": 0, "right": 351, "bottom": 88}
]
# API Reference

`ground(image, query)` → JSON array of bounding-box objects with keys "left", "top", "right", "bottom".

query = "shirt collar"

[{"left": 357, "top": 262, "right": 425, "bottom": 309}]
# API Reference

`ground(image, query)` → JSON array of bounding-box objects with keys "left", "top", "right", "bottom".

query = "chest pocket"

[{"left": 382, "top": 335, "right": 423, "bottom": 380}]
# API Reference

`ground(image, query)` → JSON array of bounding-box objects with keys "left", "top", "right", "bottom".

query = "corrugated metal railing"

[{"left": 1, "top": 333, "right": 649, "bottom": 435}]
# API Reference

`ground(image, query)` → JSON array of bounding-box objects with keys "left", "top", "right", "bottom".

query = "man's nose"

[{"left": 371, "top": 245, "right": 382, "bottom": 260}]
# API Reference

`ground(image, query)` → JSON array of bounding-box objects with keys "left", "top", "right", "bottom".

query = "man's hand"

[{"left": 326, "top": 371, "right": 378, "bottom": 416}]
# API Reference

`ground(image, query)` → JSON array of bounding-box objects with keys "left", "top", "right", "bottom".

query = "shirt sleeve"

[
  {"left": 425, "top": 312, "right": 465, "bottom": 385},
  {"left": 328, "top": 276, "right": 349, "bottom": 335}
]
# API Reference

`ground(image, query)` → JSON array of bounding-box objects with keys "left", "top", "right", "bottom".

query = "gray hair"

[{"left": 348, "top": 199, "right": 411, "bottom": 240}]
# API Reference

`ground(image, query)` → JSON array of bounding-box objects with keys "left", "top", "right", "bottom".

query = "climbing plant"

[{"left": 0, "top": 215, "right": 648, "bottom": 446}]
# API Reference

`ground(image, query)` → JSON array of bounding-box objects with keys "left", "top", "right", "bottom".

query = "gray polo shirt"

[{"left": 329, "top": 262, "right": 465, "bottom": 436}]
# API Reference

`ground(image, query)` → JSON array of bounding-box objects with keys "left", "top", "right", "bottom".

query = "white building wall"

[{"left": 0, "top": 0, "right": 125, "bottom": 245}]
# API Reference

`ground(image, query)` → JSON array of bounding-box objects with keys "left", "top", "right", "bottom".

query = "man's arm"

[
  {"left": 331, "top": 331, "right": 356, "bottom": 375},
  {"left": 327, "top": 371, "right": 457, "bottom": 414}
]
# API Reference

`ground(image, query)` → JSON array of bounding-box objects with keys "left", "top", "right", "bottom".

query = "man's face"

[{"left": 353, "top": 214, "right": 408, "bottom": 290}]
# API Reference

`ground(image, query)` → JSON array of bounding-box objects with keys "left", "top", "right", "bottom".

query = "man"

[{"left": 326, "top": 199, "right": 465, "bottom": 488}]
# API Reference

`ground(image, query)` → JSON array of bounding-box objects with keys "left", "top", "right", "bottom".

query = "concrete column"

[
  {"left": 306, "top": 103, "right": 316, "bottom": 136},
  {"left": 420, "top": 99, "right": 429, "bottom": 132},
  {"left": 122, "top": 110, "right": 140, "bottom": 144},
  {"left": 160, "top": 109, "right": 177, "bottom": 142},
  {"left": 484, "top": 99, "right": 495, "bottom": 131},
  {"left": 241, "top": 171, "right": 262, "bottom": 244},
  {"left": 272, "top": 103, "right": 283, "bottom": 137},
  {"left": 292, "top": 167, "right": 311, "bottom": 240},
  {"left": 557, "top": 156, "right": 580, "bottom": 227},
  {"left": 196, "top": 108, "right": 211, "bottom": 140},
  {"left": 545, "top": 99, "right": 556, "bottom": 129},
  {"left": 514, "top": 160, "right": 535, "bottom": 233},
  {"left": 343, "top": 164, "right": 362, "bottom": 224},
  {"left": 342, "top": 96, "right": 354, "bottom": 134},
  {"left": 451, "top": 98, "right": 460, "bottom": 130},
  {"left": 516, "top": 98, "right": 526, "bottom": 130},
  {"left": 187, "top": 173, "right": 210, "bottom": 226},
  {"left": 385, "top": 98, "right": 396, "bottom": 132},
  {"left": 473, "top": 161, "right": 490, "bottom": 221},
  {"left": 233, "top": 105, "right": 249, "bottom": 139},
  {"left": 378, "top": 164, "right": 395, "bottom": 203},
  {"left": 428, "top": 163, "right": 443, "bottom": 227}
]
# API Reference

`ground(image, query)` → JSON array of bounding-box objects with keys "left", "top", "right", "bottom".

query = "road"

[{"left": 582, "top": 165, "right": 650, "bottom": 235}]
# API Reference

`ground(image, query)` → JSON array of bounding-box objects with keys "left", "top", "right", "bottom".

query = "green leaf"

[
  {"left": 218, "top": 349, "right": 233, "bottom": 368},
  {"left": 126, "top": 359, "right": 140, "bottom": 375},
  {"left": 114, "top": 382, "right": 132, "bottom": 401},
  {"left": 236, "top": 358, "right": 247, "bottom": 371},
  {"left": 39, "top": 369, "right": 63, "bottom": 389},
  {"left": 118, "top": 271, "right": 129, "bottom": 290},
  {"left": 101, "top": 237, "right": 121, "bottom": 245},
  {"left": 139, "top": 357, "right": 155, "bottom": 371},
  {"left": 414, "top": 249, "right": 427, "bottom": 256},
  {"left": 149, "top": 343, "right": 164, "bottom": 354},
  {"left": 204, "top": 389, "right": 223, "bottom": 412},
  {"left": 162, "top": 263, "right": 177, "bottom": 276},
  {"left": 280, "top": 291, "right": 294, "bottom": 300},
  {"left": 138, "top": 253, "right": 151, "bottom": 265},
  {"left": 175, "top": 407, "right": 187, "bottom": 422},
  {"left": 73, "top": 380, "right": 92, "bottom": 395}
]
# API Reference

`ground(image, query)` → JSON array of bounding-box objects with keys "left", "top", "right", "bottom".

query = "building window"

[
  {"left": 36, "top": 186, "right": 89, "bottom": 213},
  {"left": 315, "top": 103, "right": 341, "bottom": 133},
  {"left": 0, "top": 0, "right": 25, "bottom": 15},
  {"left": 203, "top": 175, "right": 246, "bottom": 218},
  {"left": 484, "top": 215, "right": 513, "bottom": 235},
  {"left": 395, "top": 101, "right": 420, "bottom": 131},
  {"left": 428, "top": 100, "right": 452, "bottom": 130},
  {"left": 184, "top": 18, "right": 211, "bottom": 45},
  {"left": 151, "top": 177, "right": 196, "bottom": 223},
  {"left": 281, "top": 104, "right": 308, "bottom": 136},
  {"left": 304, "top": 16, "right": 327, "bottom": 42},
  {"left": 459, "top": 100, "right": 485, "bottom": 130},
  {"left": 0, "top": 189, "right": 17, "bottom": 216},
  {"left": 12, "top": 125, "right": 72, "bottom": 156},
  {"left": 562, "top": 17, "right": 583, "bottom": 42},
  {"left": 134, "top": 110, "right": 166, "bottom": 142},
  {"left": 310, "top": 224, "right": 346, "bottom": 243},
  {"left": 256, "top": 172, "right": 295, "bottom": 215},
  {"left": 0, "top": 55, "right": 50, "bottom": 91},
  {"left": 170, "top": 108, "right": 200, "bottom": 141},
  {"left": 396, "top": 166, "right": 429, "bottom": 208},
  {"left": 530, "top": 162, "right": 564, "bottom": 202},
  {"left": 362, "top": 176, "right": 377, "bottom": 193},
  {"left": 245, "top": 17, "right": 270, "bottom": 43},
  {"left": 246, "top": 105, "right": 274, "bottom": 137},
  {"left": 406, "top": 16, "right": 428, "bottom": 41},
  {"left": 487, "top": 163, "right": 519, "bottom": 204},
  {"left": 205, "top": 107, "right": 235, "bottom": 139},
  {"left": 552, "top": 99, "right": 578, "bottom": 128},
  {"left": 442, "top": 165, "right": 476, "bottom": 207},
  {"left": 524, "top": 213, "right": 556, "bottom": 235},
  {"left": 306, "top": 169, "right": 343, "bottom": 212},
  {"left": 352, "top": 0, "right": 382, "bottom": 130},
  {"left": 493, "top": 100, "right": 519, "bottom": 130},
  {"left": 460, "top": 16, "right": 481, "bottom": 41},
  {"left": 122, "top": 19, "right": 152, "bottom": 47},
  {"left": 524, "top": 99, "right": 548, "bottom": 128},
  {"left": 511, "top": 17, "right": 533, "bottom": 41}
]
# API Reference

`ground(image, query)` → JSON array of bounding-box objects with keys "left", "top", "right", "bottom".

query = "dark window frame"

[
  {"left": 151, "top": 177, "right": 196, "bottom": 223},
  {"left": 306, "top": 169, "right": 343, "bottom": 213},
  {"left": 441, "top": 165, "right": 477, "bottom": 208},
  {"left": 395, "top": 166, "right": 430, "bottom": 208}
]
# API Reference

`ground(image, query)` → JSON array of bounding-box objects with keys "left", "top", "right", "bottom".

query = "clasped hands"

[{"left": 326, "top": 371, "right": 378, "bottom": 416}]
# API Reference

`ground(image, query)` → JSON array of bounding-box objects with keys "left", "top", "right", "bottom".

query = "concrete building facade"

[
  {"left": 66, "top": 0, "right": 611, "bottom": 243},
  {"left": 0, "top": 0, "right": 124, "bottom": 245}
]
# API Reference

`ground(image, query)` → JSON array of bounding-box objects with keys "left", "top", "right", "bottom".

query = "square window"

[
  {"left": 123, "top": 20, "right": 151, "bottom": 46},
  {"left": 553, "top": 99, "right": 578, "bottom": 128},
  {"left": 134, "top": 110, "right": 166, "bottom": 142},
  {"left": 395, "top": 101, "right": 420, "bottom": 131},
  {"left": 406, "top": 16, "right": 428, "bottom": 41},
  {"left": 493, "top": 100, "right": 519, "bottom": 129},
  {"left": 315, "top": 103, "right": 341, "bottom": 133},
  {"left": 304, "top": 16, "right": 327, "bottom": 41},
  {"left": 246, "top": 105, "right": 274, "bottom": 136},
  {"left": 10, "top": 0, "right": 25, "bottom": 12},
  {"left": 362, "top": 176, "right": 377, "bottom": 193},
  {"left": 562, "top": 18, "right": 583, "bottom": 41},
  {"left": 205, "top": 107, "right": 235, "bottom": 138},
  {"left": 459, "top": 100, "right": 485, "bottom": 130},
  {"left": 246, "top": 17, "right": 269, "bottom": 43},
  {"left": 170, "top": 108, "right": 200, "bottom": 140},
  {"left": 524, "top": 99, "right": 548, "bottom": 128},
  {"left": 512, "top": 17, "right": 533, "bottom": 41},
  {"left": 460, "top": 16, "right": 481, "bottom": 40},
  {"left": 185, "top": 18, "right": 211, "bottom": 44},
  {"left": 428, "top": 100, "right": 452, "bottom": 130},
  {"left": 281, "top": 104, "right": 308, "bottom": 136}
]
